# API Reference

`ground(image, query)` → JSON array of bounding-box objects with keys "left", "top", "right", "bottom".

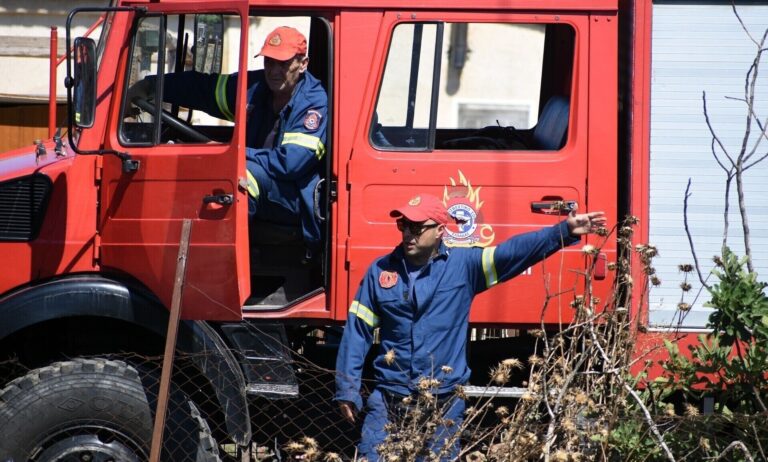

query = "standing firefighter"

[{"left": 335, "top": 193, "right": 606, "bottom": 460}]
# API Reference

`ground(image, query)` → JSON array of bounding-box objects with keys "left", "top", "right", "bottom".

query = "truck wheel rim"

[{"left": 32, "top": 432, "right": 144, "bottom": 462}]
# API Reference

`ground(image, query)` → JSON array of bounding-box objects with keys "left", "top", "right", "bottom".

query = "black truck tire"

[{"left": 0, "top": 358, "right": 220, "bottom": 462}]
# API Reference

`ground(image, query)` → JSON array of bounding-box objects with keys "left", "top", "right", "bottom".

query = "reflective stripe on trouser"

[{"left": 359, "top": 388, "right": 465, "bottom": 461}]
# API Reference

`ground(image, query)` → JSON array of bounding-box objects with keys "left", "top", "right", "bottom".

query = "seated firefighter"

[{"left": 128, "top": 26, "right": 328, "bottom": 254}]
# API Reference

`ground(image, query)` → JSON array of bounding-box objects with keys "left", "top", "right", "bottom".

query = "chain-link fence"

[{"left": 0, "top": 351, "right": 347, "bottom": 461}]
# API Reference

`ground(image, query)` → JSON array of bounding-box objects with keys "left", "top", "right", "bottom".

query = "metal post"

[
  {"left": 149, "top": 219, "right": 193, "bottom": 462},
  {"left": 49, "top": 27, "right": 58, "bottom": 139}
]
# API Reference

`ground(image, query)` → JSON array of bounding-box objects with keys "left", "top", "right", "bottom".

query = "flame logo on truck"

[{"left": 443, "top": 171, "right": 495, "bottom": 247}]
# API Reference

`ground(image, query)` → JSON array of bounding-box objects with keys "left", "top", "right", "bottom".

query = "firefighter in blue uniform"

[
  {"left": 129, "top": 26, "right": 327, "bottom": 250},
  {"left": 335, "top": 193, "right": 606, "bottom": 460}
]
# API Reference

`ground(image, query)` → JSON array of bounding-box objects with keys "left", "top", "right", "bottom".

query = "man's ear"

[{"left": 298, "top": 56, "right": 309, "bottom": 73}]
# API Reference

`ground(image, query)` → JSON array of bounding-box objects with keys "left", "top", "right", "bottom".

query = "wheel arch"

[{"left": 0, "top": 274, "right": 251, "bottom": 445}]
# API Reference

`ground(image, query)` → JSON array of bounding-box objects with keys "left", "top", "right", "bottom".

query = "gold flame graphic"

[{"left": 443, "top": 170, "right": 483, "bottom": 209}]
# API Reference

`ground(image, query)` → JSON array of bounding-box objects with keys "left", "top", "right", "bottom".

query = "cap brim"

[
  {"left": 257, "top": 48, "right": 297, "bottom": 61},
  {"left": 390, "top": 208, "right": 430, "bottom": 222}
]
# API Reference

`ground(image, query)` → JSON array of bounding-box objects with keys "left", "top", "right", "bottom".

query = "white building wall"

[
  {"left": 648, "top": 2, "right": 768, "bottom": 328},
  {"left": 0, "top": 1, "right": 107, "bottom": 102}
]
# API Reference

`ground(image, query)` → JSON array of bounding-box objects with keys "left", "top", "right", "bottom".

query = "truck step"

[
  {"left": 245, "top": 382, "right": 299, "bottom": 398},
  {"left": 463, "top": 385, "right": 527, "bottom": 398}
]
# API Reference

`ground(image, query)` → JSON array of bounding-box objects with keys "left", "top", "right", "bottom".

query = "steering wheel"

[{"left": 132, "top": 97, "right": 212, "bottom": 143}]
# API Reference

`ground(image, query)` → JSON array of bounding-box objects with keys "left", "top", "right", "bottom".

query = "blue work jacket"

[
  {"left": 335, "top": 221, "right": 580, "bottom": 411},
  {"left": 160, "top": 70, "right": 328, "bottom": 246}
]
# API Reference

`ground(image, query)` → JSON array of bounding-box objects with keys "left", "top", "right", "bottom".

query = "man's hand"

[
  {"left": 567, "top": 210, "right": 607, "bottom": 236},
  {"left": 338, "top": 401, "right": 357, "bottom": 424}
]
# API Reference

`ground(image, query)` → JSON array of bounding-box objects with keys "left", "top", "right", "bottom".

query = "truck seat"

[{"left": 532, "top": 95, "right": 570, "bottom": 150}]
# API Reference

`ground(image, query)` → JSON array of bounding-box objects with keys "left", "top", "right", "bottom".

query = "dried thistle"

[
  {"left": 490, "top": 365, "right": 511, "bottom": 385},
  {"left": 680, "top": 282, "right": 692, "bottom": 291},
  {"left": 441, "top": 365, "right": 453, "bottom": 374},
  {"left": 529, "top": 329, "right": 545, "bottom": 338},
  {"left": 700, "top": 437, "right": 711, "bottom": 451},
  {"left": 650, "top": 275, "right": 662, "bottom": 286},
  {"left": 712, "top": 255, "right": 724, "bottom": 268},
  {"left": 454, "top": 385, "right": 467, "bottom": 400},
  {"left": 301, "top": 437, "right": 318, "bottom": 450},
  {"left": 678, "top": 263, "right": 693, "bottom": 273},
  {"left": 323, "top": 453, "right": 342, "bottom": 462},
  {"left": 581, "top": 244, "right": 598, "bottom": 256},
  {"left": 528, "top": 354, "right": 542, "bottom": 366},
  {"left": 562, "top": 418, "right": 576, "bottom": 432},
  {"left": 501, "top": 358, "right": 523, "bottom": 369},
  {"left": 607, "top": 262, "right": 617, "bottom": 271},
  {"left": 384, "top": 349, "right": 396, "bottom": 365},
  {"left": 495, "top": 405, "right": 510, "bottom": 417},
  {"left": 284, "top": 441, "right": 304, "bottom": 454},
  {"left": 684, "top": 403, "right": 699, "bottom": 417},
  {"left": 677, "top": 302, "right": 691, "bottom": 312}
]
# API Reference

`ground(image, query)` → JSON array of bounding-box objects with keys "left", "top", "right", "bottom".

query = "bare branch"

[
  {"left": 732, "top": 1, "right": 760, "bottom": 47},
  {"left": 703, "top": 92, "right": 736, "bottom": 169},
  {"left": 710, "top": 440, "right": 755, "bottom": 462},
  {"left": 683, "top": 179, "right": 711, "bottom": 289}
]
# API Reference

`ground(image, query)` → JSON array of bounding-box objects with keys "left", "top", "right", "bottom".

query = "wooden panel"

[
  {"left": 0, "top": 104, "right": 66, "bottom": 151},
  {"left": 0, "top": 36, "right": 66, "bottom": 58}
]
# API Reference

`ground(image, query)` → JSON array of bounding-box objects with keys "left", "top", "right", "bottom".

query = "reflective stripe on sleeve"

[
  {"left": 245, "top": 169, "right": 259, "bottom": 198},
  {"left": 215, "top": 74, "right": 234, "bottom": 121},
  {"left": 482, "top": 246, "right": 499, "bottom": 289},
  {"left": 282, "top": 132, "right": 326, "bottom": 159},
  {"left": 349, "top": 301, "right": 379, "bottom": 328}
]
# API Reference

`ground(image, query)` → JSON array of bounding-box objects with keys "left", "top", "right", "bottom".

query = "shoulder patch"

[
  {"left": 379, "top": 270, "right": 398, "bottom": 289},
  {"left": 303, "top": 109, "right": 322, "bottom": 131}
]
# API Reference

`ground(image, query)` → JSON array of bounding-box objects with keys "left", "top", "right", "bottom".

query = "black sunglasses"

[{"left": 396, "top": 219, "right": 440, "bottom": 236}]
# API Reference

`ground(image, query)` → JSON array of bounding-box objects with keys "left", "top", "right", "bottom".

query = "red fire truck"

[{"left": 1, "top": 0, "right": 762, "bottom": 459}]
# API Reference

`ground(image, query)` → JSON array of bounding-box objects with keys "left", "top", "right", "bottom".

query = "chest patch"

[
  {"left": 303, "top": 109, "right": 322, "bottom": 131},
  {"left": 379, "top": 270, "right": 398, "bottom": 289}
]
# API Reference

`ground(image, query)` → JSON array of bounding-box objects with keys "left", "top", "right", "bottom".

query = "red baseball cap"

[
  {"left": 390, "top": 194, "right": 449, "bottom": 225},
  {"left": 257, "top": 26, "right": 307, "bottom": 61}
]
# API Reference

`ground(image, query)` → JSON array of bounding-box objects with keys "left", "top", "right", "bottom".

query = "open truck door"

[
  {"left": 69, "top": 2, "right": 251, "bottom": 320},
  {"left": 343, "top": 10, "right": 609, "bottom": 325}
]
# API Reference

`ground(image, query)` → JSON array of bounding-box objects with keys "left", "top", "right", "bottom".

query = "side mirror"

[
  {"left": 193, "top": 14, "right": 224, "bottom": 74},
  {"left": 72, "top": 37, "right": 97, "bottom": 128}
]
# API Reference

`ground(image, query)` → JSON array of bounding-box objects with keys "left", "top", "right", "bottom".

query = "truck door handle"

[
  {"left": 203, "top": 194, "right": 234, "bottom": 206},
  {"left": 530, "top": 199, "right": 577, "bottom": 215}
]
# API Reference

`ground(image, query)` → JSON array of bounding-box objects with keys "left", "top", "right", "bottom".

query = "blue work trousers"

[
  {"left": 359, "top": 388, "right": 465, "bottom": 461},
  {"left": 246, "top": 162, "right": 300, "bottom": 226}
]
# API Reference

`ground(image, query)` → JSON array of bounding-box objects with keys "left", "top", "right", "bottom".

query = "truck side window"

[
  {"left": 120, "top": 13, "right": 240, "bottom": 146},
  {"left": 372, "top": 22, "right": 574, "bottom": 151}
]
